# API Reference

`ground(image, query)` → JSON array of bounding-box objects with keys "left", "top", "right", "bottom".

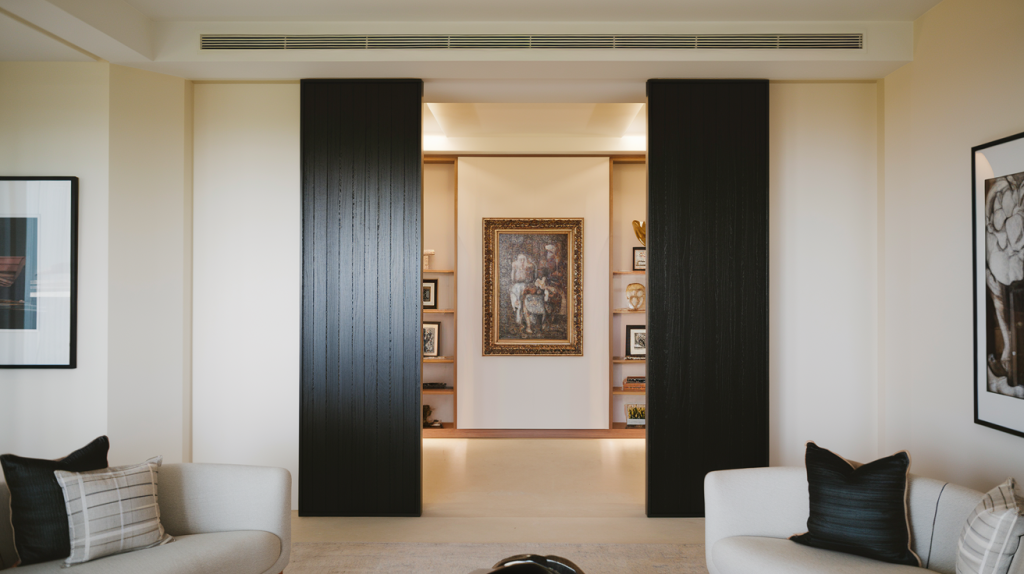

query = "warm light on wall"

[
  {"left": 621, "top": 135, "right": 646, "bottom": 151},
  {"left": 423, "top": 134, "right": 449, "bottom": 151}
]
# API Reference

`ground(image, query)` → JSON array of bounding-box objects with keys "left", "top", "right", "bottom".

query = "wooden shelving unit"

[
  {"left": 423, "top": 157, "right": 459, "bottom": 437},
  {"left": 609, "top": 157, "right": 647, "bottom": 435}
]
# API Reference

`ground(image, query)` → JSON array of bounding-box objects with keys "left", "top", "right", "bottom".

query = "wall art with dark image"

[{"left": 0, "top": 218, "right": 38, "bottom": 330}]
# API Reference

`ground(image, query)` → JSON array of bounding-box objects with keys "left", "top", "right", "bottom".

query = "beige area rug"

[{"left": 287, "top": 542, "right": 708, "bottom": 574}]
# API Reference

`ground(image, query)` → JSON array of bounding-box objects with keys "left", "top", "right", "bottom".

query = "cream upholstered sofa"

[
  {"left": 705, "top": 467, "right": 1024, "bottom": 574},
  {"left": 0, "top": 463, "right": 291, "bottom": 574}
]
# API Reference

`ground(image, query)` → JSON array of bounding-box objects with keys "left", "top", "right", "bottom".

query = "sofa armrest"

[
  {"left": 158, "top": 463, "right": 291, "bottom": 574},
  {"left": 704, "top": 467, "right": 809, "bottom": 574}
]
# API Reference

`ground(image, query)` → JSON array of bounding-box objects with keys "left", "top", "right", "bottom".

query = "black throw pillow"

[
  {"left": 790, "top": 441, "right": 920, "bottom": 567},
  {"left": 0, "top": 436, "right": 109, "bottom": 566}
]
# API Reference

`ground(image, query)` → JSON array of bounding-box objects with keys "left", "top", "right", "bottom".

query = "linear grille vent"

[{"left": 200, "top": 33, "right": 863, "bottom": 51}]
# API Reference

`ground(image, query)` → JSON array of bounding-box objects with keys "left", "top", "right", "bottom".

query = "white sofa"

[
  {"left": 0, "top": 463, "right": 291, "bottom": 574},
  {"left": 705, "top": 466, "right": 1024, "bottom": 574}
]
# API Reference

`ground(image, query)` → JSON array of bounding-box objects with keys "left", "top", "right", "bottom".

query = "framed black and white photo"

[
  {"left": 626, "top": 324, "right": 646, "bottom": 358},
  {"left": 422, "top": 321, "right": 440, "bottom": 357},
  {"left": 973, "top": 130, "right": 1024, "bottom": 437},
  {"left": 422, "top": 279, "right": 438, "bottom": 309},
  {"left": 1, "top": 177, "right": 78, "bottom": 368},
  {"left": 633, "top": 247, "right": 647, "bottom": 271}
]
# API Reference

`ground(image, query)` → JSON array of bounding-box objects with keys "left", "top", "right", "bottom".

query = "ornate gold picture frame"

[{"left": 483, "top": 218, "right": 583, "bottom": 356}]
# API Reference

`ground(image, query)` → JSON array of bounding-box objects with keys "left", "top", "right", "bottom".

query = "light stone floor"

[{"left": 292, "top": 439, "right": 705, "bottom": 544}]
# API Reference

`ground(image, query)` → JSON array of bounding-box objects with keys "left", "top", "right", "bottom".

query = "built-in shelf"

[
  {"left": 612, "top": 387, "right": 646, "bottom": 395},
  {"left": 422, "top": 309, "right": 455, "bottom": 314},
  {"left": 423, "top": 269, "right": 455, "bottom": 274},
  {"left": 424, "top": 422, "right": 455, "bottom": 430},
  {"left": 612, "top": 357, "right": 646, "bottom": 364},
  {"left": 612, "top": 270, "right": 646, "bottom": 275},
  {"left": 423, "top": 357, "right": 455, "bottom": 363},
  {"left": 422, "top": 388, "right": 455, "bottom": 395},
  {"left": 612, "top": 308, "right": 646, "bottom": 314},
  {"left": 611, "top": 422, "right": 646, "bottom": 430}
]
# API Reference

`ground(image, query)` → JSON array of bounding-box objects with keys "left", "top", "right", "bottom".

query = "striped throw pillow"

[
  {"left": 956, "top": 478, "right": 1024, "bottom": 574},
  {"left": 53, "top": 456, "right": 173, "bottom": 566}
]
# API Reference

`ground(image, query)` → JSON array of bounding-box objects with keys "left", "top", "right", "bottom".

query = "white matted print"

[
  {"left": 974, "top": 131, "right": 1024, "bottom": 437},
  {"left": 422, "top": 321, "right": 440, "bottom": 357},
  {"left": 625, "top": 324, "right": 646, "bottom": 358},
  {"left": 0, "top": 178, "right": 77, "bottom": 368}
]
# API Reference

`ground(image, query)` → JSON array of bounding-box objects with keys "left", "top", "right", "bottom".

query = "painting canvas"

[
  {"left": 974, "top": 131, "right": 1024, "bottom": 437},
  {"left": 483, "top": 218, "right": 583, "bottom": 356},
  {"left": 1, "top": 177, "right": 77, "bottom": 368}
]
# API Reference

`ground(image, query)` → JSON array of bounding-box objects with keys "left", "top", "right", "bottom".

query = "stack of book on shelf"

[{"left": 622, "top": 376, "right": 646, "bottom": 391}]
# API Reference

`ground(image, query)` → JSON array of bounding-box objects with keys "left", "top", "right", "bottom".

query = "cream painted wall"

[
  {"left": 106, "top": 64, "right": 192, "bottom": 466},
  {"left": 456, "top": 157, "right": 610, "bottom": 429},
  {"left": 769, "top": 82, "right": 880, "bottom": 466},
  {"left": 0, "top": 63, "right": 111, "bottom": 459},
  {"left": 192, "top": 83, "right": 301, "bottom": 507},
  {"left": 881, "top": 0, "right": 1024, "bottom": 491}
]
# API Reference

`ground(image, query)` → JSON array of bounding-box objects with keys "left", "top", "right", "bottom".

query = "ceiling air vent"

[{"left": 200, "top": 33, "right": 863, "bottom": 51}]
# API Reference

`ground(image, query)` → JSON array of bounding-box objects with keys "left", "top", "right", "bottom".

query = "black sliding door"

[
  {"left": 299, "top": 79, "right": 423, "bottom": 516},
  {"left": 645, "top": 80, "right": 769, "bottom": 517}
]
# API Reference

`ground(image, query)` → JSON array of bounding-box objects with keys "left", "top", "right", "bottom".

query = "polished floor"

[{"left": 292, "top": 439, "right": 704, "bottom": 544}]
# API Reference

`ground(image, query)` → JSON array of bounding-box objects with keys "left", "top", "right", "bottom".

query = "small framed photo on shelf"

[
  {"left": 633, "top": 247, "right": 647, "bottom": 271},
  {"left": 422, "top": 321, "right": 441, "bottom": 357},
  {"left": 625, "top": 324, "right": 646, "bottom": 358},
  {"left": 422, "top": 279, "right": 438, "bottom": 309}
]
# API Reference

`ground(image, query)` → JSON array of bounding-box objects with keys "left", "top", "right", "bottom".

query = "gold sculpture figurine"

[{"left": 632, "top": 220, "right": 646, "bottom": 247}]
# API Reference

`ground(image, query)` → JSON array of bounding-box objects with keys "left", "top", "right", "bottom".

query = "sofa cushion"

[
  {"left": 956, "top": 478, "right": 1024, "bottom": 574},
  {"left": 0, "top": 436, "right": 109, "bottom": 566},
  {"left": 54, "top": 456, "right": 173, "bottom": 566},
  {"left": 8, "top": 530, "right": 281, "bottom": 574},
  {"left": 713, "top": 536, "right": 935, "bottom": 574},
  {"left": 791, "top": 442, "right": 920, "bottom": 566}
]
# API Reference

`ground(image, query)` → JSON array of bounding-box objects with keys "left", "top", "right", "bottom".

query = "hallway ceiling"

[{"left": 124, "top": 0, "right": 942, "bottom": 22}]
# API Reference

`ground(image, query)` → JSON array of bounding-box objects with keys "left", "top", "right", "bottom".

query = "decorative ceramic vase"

[{"left": 626, "top": 283, "right": 646, "bottom": 311}]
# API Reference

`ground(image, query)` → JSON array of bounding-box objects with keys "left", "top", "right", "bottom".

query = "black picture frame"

[
  {"left": 973, "top": 130, "right": 1024, "bottom": 438},
  {"left": 625, "top": 324, "right": 646, "bottom": 358},
  {"left": 422, "top": 279, "right": 438, "bottom": 309},
  {"left": 422, "top": 321, "right": 441, "bottom": 357},
  {"left": 633, "top": 247, "right": 647, "bottom": 271},
  {"left": 0, "top": 176, "right": 78, "bottom": 368}
]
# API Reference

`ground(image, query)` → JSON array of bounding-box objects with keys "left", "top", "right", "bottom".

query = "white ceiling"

[
  {"left": 123, "top": 0, "right": 942, "bottom": 22},
  {"left": 0, "top": 12, "right": 93, "bottom": 62},
  {"left": 0, "top": 0, "right": 943, "bottom": 100}
]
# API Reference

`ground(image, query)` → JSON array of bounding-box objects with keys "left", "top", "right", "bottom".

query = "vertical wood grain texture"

[
  {"left": 645, "top": 80, "right": 769, "bottom": 517},
  {"left": 300, "top": 79, "right": 423, "bottom": 516}
]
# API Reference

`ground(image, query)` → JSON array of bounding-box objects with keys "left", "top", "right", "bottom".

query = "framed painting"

[
  {"left": 422, "top": 321, "right": 440, "bottom": 357},
  {"left": 1, "top": 177, "right": 78, "bottom": 368},
  {"left": 625, "top": 324, "right": 646, "bottom": 358},
  {"left": 483, "top": 218, "right": 583, "bottom": 356},
  {"left": 422, "top": 279, "right": 438, "bottom": 309},
  {"left": 973, "top": 130, "right": 1024, "bottom": 437}
]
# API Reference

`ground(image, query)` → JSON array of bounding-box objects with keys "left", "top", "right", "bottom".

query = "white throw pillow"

[
  {"left": 956, "top": 478, "right": 1024, "bottom": 574},
  {"left": 53, "top": 456, "right": 173, "bottom": 566}
]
